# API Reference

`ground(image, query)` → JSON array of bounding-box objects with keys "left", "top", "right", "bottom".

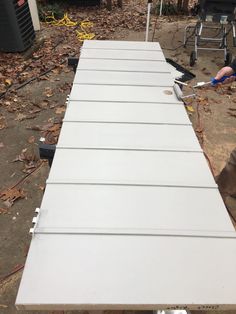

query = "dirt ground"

[{"left": 1, "top": 3, "right": 236, "bottom": 314}]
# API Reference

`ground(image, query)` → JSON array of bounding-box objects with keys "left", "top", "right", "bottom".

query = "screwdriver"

[{"left": 193, "top": 73, "right": 236, "bottom": 88}]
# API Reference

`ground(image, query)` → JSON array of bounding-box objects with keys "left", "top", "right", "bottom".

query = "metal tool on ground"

[
  {"left": 173, "top": 83, "right": 196, "bottom": 101},
  {"left": 193, "top": 73, "right": 236, "bottom": 88}
]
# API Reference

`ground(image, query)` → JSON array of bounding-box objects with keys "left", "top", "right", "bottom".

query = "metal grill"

[{"left": 0, "top": 0, "right": 35, "bottom": 52}]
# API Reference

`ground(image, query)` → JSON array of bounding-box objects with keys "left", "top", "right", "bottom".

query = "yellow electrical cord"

[
  {"left": 45, "top": 13, "right": 95, "bottom": 41},
  {"left": 76, "top": 21, "right": 95, "bottom": 42},
  {"left": 45, "top": 12, "right": 78, "bottom": 26}
]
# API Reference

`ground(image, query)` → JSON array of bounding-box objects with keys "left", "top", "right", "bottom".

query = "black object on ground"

[{"left": 166, "top": 58, "right": 196, "bottom": 82}]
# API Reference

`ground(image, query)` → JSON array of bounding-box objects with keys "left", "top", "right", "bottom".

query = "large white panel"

[
  {"left": 16, "top": 40, "right": 236, "bottom": 312},
  {"left": 64, "top": 102, "right": 191, "bottom": 125},
  {"left": 48, "top": 149, "right": 216, "bottom": 188},
  {"left": 57, "top": 123, "right": 201, "bottom": 152},
  {"left": 77, "top": 59, "right": 171, "bottom": 73},
  {"left": 16, "top": 234, "right": 236, "bottom": 310},
  {"left": 74, "top": 70, "right": 173, "bottom": 87},
  {"left": 38, "top": 185, "right": 234, "bottom": 232},
  {"left": 70, "top": 85, "right": 180, "bottom": 104},
  {"left": 82, "top": 40, "right": 161, "bottom": 50},
  {"left": 80, "top": 49, "right": 165, "bottom": 61}
]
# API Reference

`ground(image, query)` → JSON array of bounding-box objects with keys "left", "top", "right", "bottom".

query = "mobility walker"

[{"left": 184, "top": 0, "right": 236, "bottom": 66}]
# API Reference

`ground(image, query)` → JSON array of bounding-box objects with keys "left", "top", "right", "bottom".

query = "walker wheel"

[
  {"left": 190, "top": 51, "right": 196, "bottom": 66},
  {"left": 225, "top": 52, "right": 232, "bottom": 66}
]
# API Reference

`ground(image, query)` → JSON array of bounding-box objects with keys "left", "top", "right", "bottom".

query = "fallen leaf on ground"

[
  {"left": 0, "top": 116, "right": 7, "bottom": 130},
  {"left": 13, "top": 148, "right": 27, "bottom": 162},
  {"left": 0, "top": 304, "right": 8, "bottom": 309},
  {"left": 26, "top": 125, "right": 41, "bottom": 131},
  {"left": 44, "top": 87, "right": 54, "bottom": 98},
  {"left": 55, "top": 107, "right": 66, "bottom": 114},
  {"left": 198, "top": 96, "right": 208, "bottom": 106},
  {"left": 49, "top": 102, "right": 58, "bottom": 109},
  {"left": 186, "top": 105, "right": 194, "bottom": 112},
  {"left": 29, "top": 108, "right": 41, "bottom": 114},
  {"left": 28, "top": 136, "right": 35, "bottom": 144},
  {"left": 15, "top": 113, "right": 27, "bottom": 121},
  {"left": 0, "top": 142, "right": 4, "bottom": 148},
  {"left": 0, "top": 188, "right": 25, "bottom": 206},
  {"left": 47, "top": 123, "right": 61, "bottom": 132},
  {"left": 38, "top": 185, "right": 45, "bottom": 191},
  {"left": 0, "top": 208, "right": 8, "bottom": 214},
  {"left": 39, "top": 100, "right": 49, "bottom": 109},
  {"left": 41, "top": 122, "right": 54, "bottom": 131},
  {"left": 13, "top": 148, "right": 38, "bottom": 172},
  {"left": 5, "top": 79, "right": 12, "bottom": 86},
  {"left": 26, "top": 113, "right": 37, "bottom": 120}
]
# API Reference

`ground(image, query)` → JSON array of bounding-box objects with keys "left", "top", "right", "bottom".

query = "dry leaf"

[
  {"left": 47, "top": 123, "right": 61, "bottom": 132},
  {"left": 55, "top": 107, "right": 66, "bottom": 114},
  {"left": 5, "top": 79, "right": 12, "bottom": 86},
  {"left": 0, "top": 188, "right": 25, "bottom": 206},
  {"left": 44, "top": 87, "right": 54, "bottom": 98},
  {"left": 186, "top": 105, "right": 194, "bottom": 112},
  {"left": 38, "top": 185, "right": 45, "bottom": 191},
  {"left": 26, "top": 113, "right": 37, "bottom": 120},
  {"left": 0, "top": 208, "right": 8, "bottom": 214},
  {"left": 198, "top": 96, "right": 208, "bottom": 106},
  {"left": 29, "top": 108, "right": 41, "bottom": 114},
  {"left": 15, "top": 113, "right": 27, "bottom": 121},
  {"left": 26, "top": 125, "right": 41, "bottom": 131},
  {"left": 39, "top": 100, "right": 49, "bottom": 109},
  {"left": 0, "top": 114, "right": 7, "bottom": 127},
  {"left": 0, "top": 304, "right": 8, "bottom": 309},
  {"left": 28, "top": 136, "right": 35, "bottom": 144}
]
